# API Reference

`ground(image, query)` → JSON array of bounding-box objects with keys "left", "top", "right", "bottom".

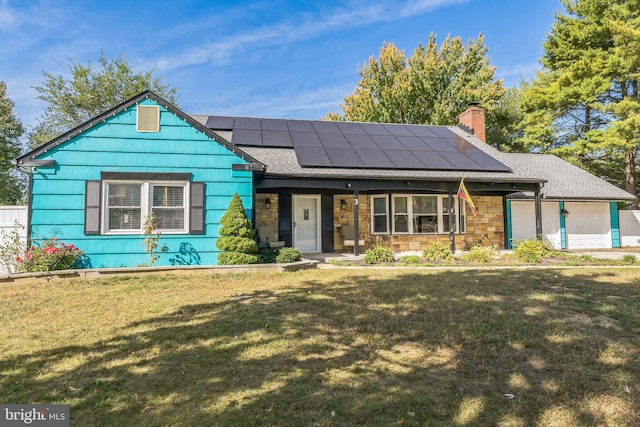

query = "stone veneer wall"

[
  {"left": 333, "top": 195, "right": 505, "bottom": 252},
  {"left": 254, "top": 193, "right": 279, "bottom": 232},
  {"left": 333, "top": 195, "right": 370, "bottom": 252}
]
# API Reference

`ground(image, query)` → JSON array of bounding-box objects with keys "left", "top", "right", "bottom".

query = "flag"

[{"left": 457, "top": 178, "right": 477, "bottom": 217}]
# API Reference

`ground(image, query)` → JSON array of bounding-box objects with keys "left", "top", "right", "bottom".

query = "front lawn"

[{"left": 1, "top": 269, "right": 639, "bottom": 426}]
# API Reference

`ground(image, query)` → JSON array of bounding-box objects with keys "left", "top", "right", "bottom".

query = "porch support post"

[
  {"left": 353, "top": 189, "right": 360, "bottom": 256},
  {"left": 534, "top": 184, "right": 543, "bottom": 240},
  {"left": 448, "top": 190, "right": 456, "bottom": 253}
]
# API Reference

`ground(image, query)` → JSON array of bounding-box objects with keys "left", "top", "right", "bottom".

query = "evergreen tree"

[
  {"left": 327, "top": 33, "right": 505, "bottom": 126},
  {"left": 216, "top": 193, "right": 259, "bottom": 265},
  {"left": 521, "top": 0, "right": 640, "bottom": 200},
  {"left": 30, "top": 52, "right": 178, "bottom": 147},
  {"left": 0, "top": 81, "right": 25, "bottom": 204}
]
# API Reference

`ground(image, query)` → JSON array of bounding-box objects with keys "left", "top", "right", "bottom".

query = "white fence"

[
  {"left": 0, "top": 206, "right": 28, "bottom": 274},
  {"left": 619, "top": 210, "right": 640, "bottom": 247}
]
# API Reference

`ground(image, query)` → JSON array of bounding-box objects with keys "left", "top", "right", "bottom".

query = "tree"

[
  {"left": 327, "top": 33, "right": 505, "bottom": 126},
  {"left": 216, "top": 193, "right": 259, "bottom": 265},
  {"left": 486, "top": 85, "right": 528, "bottom": 153},
  {"left": 30, "top": 52, "right": 179, "bottom": 147},
  {"left": 520, "top": 0, "right": 640, "bottom": 200},
  {"left": 0, "top": 81, "right": 25, "bottom": 204}
]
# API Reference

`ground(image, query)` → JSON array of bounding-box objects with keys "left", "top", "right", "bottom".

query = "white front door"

[{"left": 293, "top": 195, "right": 321, "bottom": 252}]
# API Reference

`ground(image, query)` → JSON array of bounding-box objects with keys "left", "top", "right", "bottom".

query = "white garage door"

[
  {"left": 510, "top": 201, "right": 561, "bottom": 249},
  {"left": 565, "top": 202, "right": 611, "bottom": 249}
]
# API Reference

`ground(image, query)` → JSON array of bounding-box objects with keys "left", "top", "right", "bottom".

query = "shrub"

[
  {"left": 18, "top": 238, "right": 84, "bottom": 272},
  {"left": 275, "top": 247, "right": 303, "bottom": 263},
  {"left": 398, "top": 255, "right": 421, "bottom": 264},
  {"left": 260, "top": 248, "right": 280, "bottom": 264},
  {"left": 622, "top": 254, "right": 637, "bottom": 264},
  {"left": 216, "top": 193, "right": 258, "bottom": 265},
  {"left": 363, "top": 245, "right": 395, "bottom": 264},
  {"left": 0, "top": 221, "right": 26, "bottom": 274},
  {"left": 218, "top": 252, "right": 260, "bottom": 265},
  {"left": 141, "top": 213, "right": 168, "bottom": 266},
  {"left": 463, "top": 244, "right": 499, "bottom": 263},
  {"left": 513, "top": 239, "right": 554, "bottom": 263},
  {"left": 422, "top": 241, "right": 454, "bottom": 262}
]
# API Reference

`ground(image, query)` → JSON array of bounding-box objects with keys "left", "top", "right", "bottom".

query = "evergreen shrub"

[{"left": 216, "top": 193, "right": 259, "bottom": 265}]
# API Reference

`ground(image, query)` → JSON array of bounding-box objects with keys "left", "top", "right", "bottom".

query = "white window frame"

[
  {"left": 370, "top": 195, "right": 389, "bottom": 234},
  {"left": 103, "top": 180, "right": 190, "bottom": 234},
  {"left": 387, "top": 194, "right": 467, "bottom": 235}
]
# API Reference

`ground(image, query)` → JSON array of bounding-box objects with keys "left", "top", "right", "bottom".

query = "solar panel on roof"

[
  {"left": 312, "top": 121, "right": 341, "bottom": 134},
  {"left": 336, "top": 122, "right": 366, "bottom": 134},
  {"left": 465, "top": 151, "right": 511, "bottom": 171},
  {"left": 383, "top": 150, "right": 424, "bottom": 169},
  {"left": 262, "top": 119, "right": 289, "bottom": 131},
  {"left": 343, "top": 133, "right": 378, "bottom": 149},
  {"left": 411, "top": 150, "right": 455, "bottom": 169},
  {"left": 318, "top": 133, "right": 350, "bottom": 148},
  {"left": 420, "top": 137, "right": 457, "bottom": 152},
  {"left": 262, "top": 130, "right": 293, "bottom": 147},
  {"left": 294, "top": 146, "right": 332, "bottom": 167},
  {"left": 291, "top": 131, "right": 322, "bottom": 147},
  {"left": 445, "top": 137, "right": 475, "bottom": 152},
  {"left": 325, "top": 147, "right": 364, "bottom": 167},
  {"left": 428, "top": 126, "right": 457, "bottom": 137},
  {"left": 205, "top": 114, "right": 511, "bottom": 172},
  {"left": 407, "top": 125, "right": 439, "bottom": 137},
  {"left": 371, "top": 134, "right": 405, "bottom": 150},
  {"left": 355, "top": 149, "right": 396, "bottom": 168},
  {"left": 439, "top": 152, "right": 483, "bottom": 170},
  {"left": 361, "top": 122, "right": 392, "bottom": 136},
  {"left": 234, "top": 117, "right": 261, "bottom": 130},
  {"left": 397, "top": 136, "right": 430, "bottom": 151},
  {"left": 231, "top": 129, "right": 262, "bottom": 146},
  {"left": 206, "top": 116, "right": 234, "bottom": 130},
  {"left": 287, "top": 120, "right": 315, "bottom": 132},
  {"left": 383, "top": 124, "right": 415, "bottom": 137}
]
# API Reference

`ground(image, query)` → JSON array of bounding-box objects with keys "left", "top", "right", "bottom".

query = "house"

[{"left": 13, "top": 91, "right": 634, "bottom": 268}]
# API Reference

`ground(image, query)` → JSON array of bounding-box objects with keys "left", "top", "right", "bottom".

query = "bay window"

[{"left": 371, "top": 194, "right": 467, "bottom": 235}]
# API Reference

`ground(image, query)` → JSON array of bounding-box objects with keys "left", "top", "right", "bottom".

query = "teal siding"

[
  {"left": 559, "top": 201, "right": 567, "bottom": 249},
  {"left": 610, "top": 202, "right": 620, "bottom": 248},
  {"left": 505, "top": 200, "right": 513, "bottom": 249},
  {"left": 30, "top": 98, "right": 253, "bottom": 267}
]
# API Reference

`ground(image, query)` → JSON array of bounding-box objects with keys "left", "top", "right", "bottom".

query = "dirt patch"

[{"left": 567, "top": 313, "right": 623, "bottom": 331}]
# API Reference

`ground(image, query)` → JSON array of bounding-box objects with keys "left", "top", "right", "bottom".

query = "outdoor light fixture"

[
  {"left": 561, "top": 208, "right": 569, "bottom": 218},
  {"left": 265, "top": 198, "right": 272, "bottom": 209},
  {"left": 340, "top": 199, "right": 347, "bottom": 211}
]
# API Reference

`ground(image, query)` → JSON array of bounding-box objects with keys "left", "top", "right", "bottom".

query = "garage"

[
  {"left": 564, "top": 202, "right": 611, "bottom": 249},
  {"left": 509, "top": 201, "right": 561, "bottom": 248}
]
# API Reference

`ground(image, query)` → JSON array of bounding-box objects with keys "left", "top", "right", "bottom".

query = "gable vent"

[{"left": 137, "top": 105, "right": 160, "bottom": 132}]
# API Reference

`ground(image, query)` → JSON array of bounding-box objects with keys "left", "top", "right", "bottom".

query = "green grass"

[{"left": 1, "top": 269, "right": 640, "bottom": 426}]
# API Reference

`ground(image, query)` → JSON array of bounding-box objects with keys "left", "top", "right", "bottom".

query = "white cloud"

[
  {"left": 153, "top": 0, "right": 468, "bottom": 72},
  {"left": 0, "top": 0, "right": 16, "bottom": 29}
]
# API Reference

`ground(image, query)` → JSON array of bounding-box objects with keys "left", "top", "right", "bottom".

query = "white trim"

[
  {"left": 292, "top": 194, "right": 322, "bottom": 253},
  {"left": 102, "top": 180, "right": 189, "bottom": 235},
  {"left": 389, "top": 194, "right": 466, "bottom": 235},
  {"left": 370, "top": 194, "right": 389, "bottom": 234}
]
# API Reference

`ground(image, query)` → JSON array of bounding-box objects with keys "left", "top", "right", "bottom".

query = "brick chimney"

[{"left": 458, "top": 102, "right": 486, "bottom": 143}]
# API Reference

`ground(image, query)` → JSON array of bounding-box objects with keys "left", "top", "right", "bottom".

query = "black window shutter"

[
  {"left": 85, "top": 180, "right": 101, "bottom": 235},
  {"left": 190, "top": 182, "right": 205, "bottom": 234}
]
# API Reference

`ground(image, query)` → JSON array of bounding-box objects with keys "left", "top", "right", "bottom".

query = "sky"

[{"left": 0, "top": 0, "right": 563, "bottom": 135}]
